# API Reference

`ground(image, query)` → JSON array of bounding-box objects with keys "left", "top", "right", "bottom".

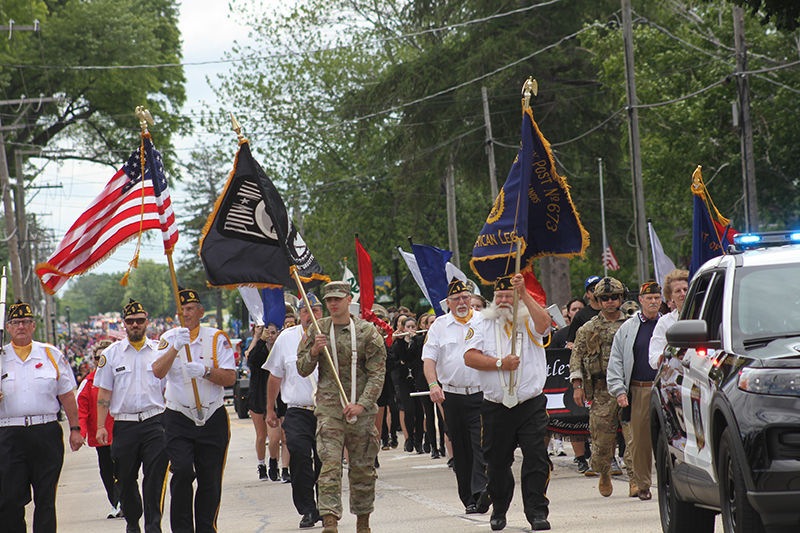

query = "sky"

[{"left": 27, "top": 1, "right": 266, "bottom": 282}]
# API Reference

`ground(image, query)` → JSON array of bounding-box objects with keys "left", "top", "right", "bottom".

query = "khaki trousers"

[{"left": 630, "top": 384, "right": 653, "bottom": 490}]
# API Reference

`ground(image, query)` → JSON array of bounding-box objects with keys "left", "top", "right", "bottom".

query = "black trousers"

[
  {"left": 163, "top": 407, "right": 230, "bottom": 533},
  {"left": 95, "top": 444, "right": 120, "bottom": 507},
  {"left": 282, "top": 408, "right": 321, "bottom": 515},
  {"left": 481, "top": 394, "right": 550, "bottom": 522},
  {"left": 442, "top": 391, "right": 487, "bottom": 508},
  {"left": 396, "top": 374, "right": 424, "bottom": 445},
  {"left": 111, "top": 415, "right": 169, "bottom": 532},
  {"left": 0, "top": 421, "right": 63, "bottom": 533}
]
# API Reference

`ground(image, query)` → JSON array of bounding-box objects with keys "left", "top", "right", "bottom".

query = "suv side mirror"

[{"left": 666, "top": 320, "right": 722, "bottom": 350}]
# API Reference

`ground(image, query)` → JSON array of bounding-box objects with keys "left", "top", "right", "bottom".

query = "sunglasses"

[
  {"left": 93, "top": 356, "right": 102, "bottom": 361},
  {"left": 124, "top": 317, "right": 147, "bottom": 326},
  {"left": 598, "top": 294, "right": 621, "bottom": 302}
]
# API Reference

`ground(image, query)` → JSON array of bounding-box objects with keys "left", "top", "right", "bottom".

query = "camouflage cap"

[
  {"left": 323, "top": 281, "right": 351, "bottom": 299},
  {"left": 123, "top": 298, "right": 146, "bottom": 317},
  {"left": 594, "top": 277, "right": 625, "bottom": 296}
]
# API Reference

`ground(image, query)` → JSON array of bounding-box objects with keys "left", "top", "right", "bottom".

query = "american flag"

[
  {"left": 36, "top": 135, "right": 178, "bottom": 295},
  {"left": 603, "top": 244, "right": 620, "bottom": 271}
]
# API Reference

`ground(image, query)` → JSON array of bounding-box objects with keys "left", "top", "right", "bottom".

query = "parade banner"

[
  {"left": 544, "top": 348, "right": 589, "bottom": 438},
  {"left": 199, "top": 141, "right": 329, "bottom": 289},
  {"left": 689, "top": 166, "right": 736, "bottom": 279},
  {"left": 36, "top": 134, "right": 178, "bottom": 294},
  {"left": 470, "top": 106, "right": 588, "bottom": 285}
]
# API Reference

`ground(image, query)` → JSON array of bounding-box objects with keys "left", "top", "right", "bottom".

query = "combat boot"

[
  {"left": 598, "top": 472, "right": 613, "bottom": 497},
  {"left": 356, "top": 513, "right": 371, "bottom": 533},
  {"left": 321, "top": 515, "right": 338, "bottom": 533}
]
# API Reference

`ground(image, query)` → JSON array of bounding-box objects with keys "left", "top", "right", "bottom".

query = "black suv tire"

[
  {"left": 656, "top": 431, "right": 715, "bottom": 533},
  {"left": 718, "top": 427, "right": 765, "bottom": 533}
]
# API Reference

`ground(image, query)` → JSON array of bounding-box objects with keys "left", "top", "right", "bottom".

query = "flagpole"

[
  {"left": 507, "top": 238, "right": 522, "bottom": 402},
  {"left": 135, "top": 106, "right": 204, "bottom": 417},
  {"left": 599, "top": 157, "right": 608, "bottom": 278}
]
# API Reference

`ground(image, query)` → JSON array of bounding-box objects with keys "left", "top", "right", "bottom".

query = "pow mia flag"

[{"left": 199, "top": 141, "right": 329, "bottom": 289}]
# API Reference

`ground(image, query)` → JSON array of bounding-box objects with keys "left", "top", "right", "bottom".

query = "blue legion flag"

[
  {"left": 689, "top": 166, "right": 735, "bottom": 279},
  {"left": 470, "top": 106, "right": 589, "bottom": 284},
  {"left": 411, "top": 244, "right": 453, "bottom": 316},
  {"left": 262, "top": 287, "right": 286, "bottom": 329}
]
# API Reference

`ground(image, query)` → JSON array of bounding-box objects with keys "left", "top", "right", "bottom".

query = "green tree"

[
  {"left": 59, "top": 272, "right": 127, "bottom": 322},
  {"left": 124, "top": 259, "right": 173, "bottom": 318}
]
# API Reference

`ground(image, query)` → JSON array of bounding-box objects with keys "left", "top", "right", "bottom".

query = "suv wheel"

[
  {"left": 718, "top": 427, "right": 765, "bottom": 533},
  {"left": 656, "top": 431, "right": 715, "bottom": 533}
]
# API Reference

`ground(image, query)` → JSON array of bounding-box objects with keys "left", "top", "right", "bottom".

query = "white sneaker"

[{"left": 555, "top": 439, "right": 566, "bottom": 457}]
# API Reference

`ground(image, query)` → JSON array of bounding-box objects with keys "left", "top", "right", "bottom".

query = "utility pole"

[
  {"left": 481, "top": 87, "right": 499, "bottom": 201},
  {"left": 733, "top": 6, "right": 758, "bottom": 232},
  {"left": 599, "top": 158, "right": 609, "bottom": 278},
  {"left": 621, "top": 0, "right": 649, "bottom": 285},
  {"left": 445, "top": 152, "right": 460, "bottom": 268},
  {"left": 0, "top": 96, "right": 62, "bottom": 302}
]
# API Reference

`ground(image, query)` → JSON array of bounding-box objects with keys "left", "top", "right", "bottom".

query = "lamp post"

[
  {"left": 65, "top": 305, "right": 71, "bottom": 341},
  {"left": 50, "top": 311, "right": 56, "bottom": 345}
]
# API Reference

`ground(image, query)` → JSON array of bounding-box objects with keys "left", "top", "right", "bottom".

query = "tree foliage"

[{"left": 0, "top": 0, "right": 188, "bottom": 173}]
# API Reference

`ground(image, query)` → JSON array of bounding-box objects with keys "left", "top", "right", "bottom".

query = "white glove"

[
  {"left": 184, "top": 361, "right": 206, "bottom": 379},
  {"left": 173, "top": 327, "right": 191, "bottom": 351}
]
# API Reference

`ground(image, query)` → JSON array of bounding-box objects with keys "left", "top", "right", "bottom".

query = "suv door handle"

[{"left": 680, "top": 357, "right": 691, "bottom": 369}]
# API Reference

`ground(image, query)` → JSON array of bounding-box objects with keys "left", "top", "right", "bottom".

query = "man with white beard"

[
  {"left": 423, "top": 279, "right": 489, "bottom": 515},
  {"left": 464, "top": 274, "right": 552, "bottom": 531}
]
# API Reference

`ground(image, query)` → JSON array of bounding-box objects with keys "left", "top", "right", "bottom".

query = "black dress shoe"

[
  {"left": 490, "top": 513, "right": 506, "bottom": 531},
  {"left": 404, "top": 438, "right": 414, "bottom": 452},
  {"left": 465, "top": 504, "right": 479, "bottom": 514},
  {"left": 299, "top": 513, "right": 316, "bottom": 528},
  {"left": 475, "top": 490, "right": 491, "bottom": 514},
  {"left": 530, "top": 516, "right": 551, "bottom": 531},
  {"left": 431, "top": 449, "right": 440, "bottom": 459}
]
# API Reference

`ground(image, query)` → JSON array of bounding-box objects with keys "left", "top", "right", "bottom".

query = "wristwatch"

[
  {"left": 573, "top": 382, "right": 582, "bottom": 389},
  {"left": 203, "top": 366, "right": 212, "bottom": 379},
  {"left": 495, "top": 357, "right": 503, "bottom": 369}
]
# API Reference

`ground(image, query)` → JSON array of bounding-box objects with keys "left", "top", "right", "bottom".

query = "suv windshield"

[{"left": 733, "top": 263, "right": 800, "bottom": 348}]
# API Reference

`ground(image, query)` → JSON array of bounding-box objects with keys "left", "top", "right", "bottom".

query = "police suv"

[{"left": 651, "top": 231, "right": 800, "bottom": 533}]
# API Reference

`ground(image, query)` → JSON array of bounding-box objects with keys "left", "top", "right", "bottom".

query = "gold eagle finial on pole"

[
  {"left": 231, "top": 112, "right": 245, "bottom": 143},
  {"left": 522, "top": 77, "right": 538, "bottom": 110},
  {"left": 134, "top": 106, "right": 154, "bottom": 135}
]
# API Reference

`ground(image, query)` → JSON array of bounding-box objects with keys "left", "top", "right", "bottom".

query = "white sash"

[
  {"left": 177, "top": 328, "right": 213, "bottom": 426},
  {"left": 495, "top": 320, "right": 523, "bottom": 407},
  {"left": 329, "top": 318, "right": 357, "bottom": 404}
]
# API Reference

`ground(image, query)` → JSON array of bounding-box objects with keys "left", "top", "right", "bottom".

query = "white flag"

[
  {"left": 649, "top": 222, "right": 676, "bottom": 290},
  {"left": 342, "top": 264, "right": 360, "bottom": 303}
]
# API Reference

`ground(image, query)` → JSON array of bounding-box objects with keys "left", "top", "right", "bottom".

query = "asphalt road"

[{"left": 43, "top": 405, "right": 724, "bottom": 532}]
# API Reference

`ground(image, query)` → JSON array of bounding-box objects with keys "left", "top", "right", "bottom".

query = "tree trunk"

[{"left": 539, "top": 256, "right": 571, "bottom": 308}]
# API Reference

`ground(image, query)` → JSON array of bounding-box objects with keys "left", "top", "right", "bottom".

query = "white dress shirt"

[
  {"left": 262, "top": 325, "right": 317, "bottom": 407},
  {"left": 421, "top": 311, "right": 483, "bottom": 390},
  {"left": 94, "top": 337, "right": 166, "bottom": 416},
  {"left": 0, "top": 342, "right": 76, "bottom": 418},
  {"left": 465, "top": 316, "right": 550, "bottom": 405},
  {"left": 158, "top": 327, "right": 235, "bottom": 408}
]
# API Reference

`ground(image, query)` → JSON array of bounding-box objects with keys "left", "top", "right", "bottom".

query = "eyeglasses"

[
  {"left": 124, "top": 317, "right": 147, "bottom": 326},
  {"left": 8, "top": 319, "right": 34, "bottom": 327},
  {"left": 448, "top": 295, "right": 471, "bottom": 303},
  {"left": 598, "top": 294, "right": 621, "bottom": 302},
  {"left": 93, "top": 356, "right": 102, "bottom": 361}
]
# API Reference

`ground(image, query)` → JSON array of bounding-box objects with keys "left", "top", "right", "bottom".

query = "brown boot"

[
  {"left": 629, "top": 479, "right": 638, "bottom": 497},
  {"left": 321, "top": 515, "right": 338, "bottom": 533},
  {"left": 598, "top": 473, "right": 613, "bottom": 497},
  {"left": 356, "top": 513, "right": 371, "bottom": 533}
]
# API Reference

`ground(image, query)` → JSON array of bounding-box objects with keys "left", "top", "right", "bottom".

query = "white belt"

[
  {"left": 442, "top": 384, "right": 481, "bottom": 395},
  {"left": 287, "top": 405, "right": 315, "bottom": 411},
  {"left": 113, "top": 407, "right": 165, "bottom": 422},
  {"left": 0, "top": 414, "right": 59, "bottom": 427}
]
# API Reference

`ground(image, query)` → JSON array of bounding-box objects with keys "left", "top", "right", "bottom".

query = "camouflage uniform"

[
  {"left": 297, "top": 316, "right": 386, "bottom": 520},
  {"left": 569, "top": 312, "right": 633, "bottom": 477}
]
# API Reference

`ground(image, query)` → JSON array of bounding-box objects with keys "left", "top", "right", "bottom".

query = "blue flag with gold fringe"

[{"left": 470, "top": 106, "right": 589, "bottom": 284}]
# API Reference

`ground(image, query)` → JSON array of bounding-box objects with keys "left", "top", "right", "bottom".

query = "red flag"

[
  {"left": 355, "top": 237, "right": 374, "bottom": 311},
  {"left": 603, "top": 245, "right": 620, "bottom": 271},
  {"left": 523, "top": 269, "right": 547, "bottom": 307},
  {"left": 35, "top": 134, "right": 178, "bottom": 294}
]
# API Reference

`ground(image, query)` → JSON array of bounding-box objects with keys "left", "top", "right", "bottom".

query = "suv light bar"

[{"left": 731, "top": 231, "right": 800, "bottom": 250}]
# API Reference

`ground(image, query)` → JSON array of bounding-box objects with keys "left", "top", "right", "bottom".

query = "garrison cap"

[
  {"left": 323, "top": 281, "right": 351, "bottom": 300},
  {"left": 494, "top": 275, "right": 514, "bottom": 292},
  {"left": 178, "top": 287, "right": 202, "bottom": 306},
  {"left": 447, "top": 278, "right": 468, "bottom": 297},
  {"left": 298, "top": 293, "right": 322, "bottom": 308},
  {"left": 123, "top": 298, "right": 146, "bottom": 317},
  {"left": 639, "top": 281, "right": 662, "bottom": 295},
  {"left": 8, "top": 300, "right": 33, "bottom": 320}
]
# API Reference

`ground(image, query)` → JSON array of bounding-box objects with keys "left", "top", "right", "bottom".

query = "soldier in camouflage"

[
  {"left": 568, "top": 277, "right": 634, "bottom": 498},
  {"left": 297, "top": 281, "right": 386, "bottom": 533}
]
